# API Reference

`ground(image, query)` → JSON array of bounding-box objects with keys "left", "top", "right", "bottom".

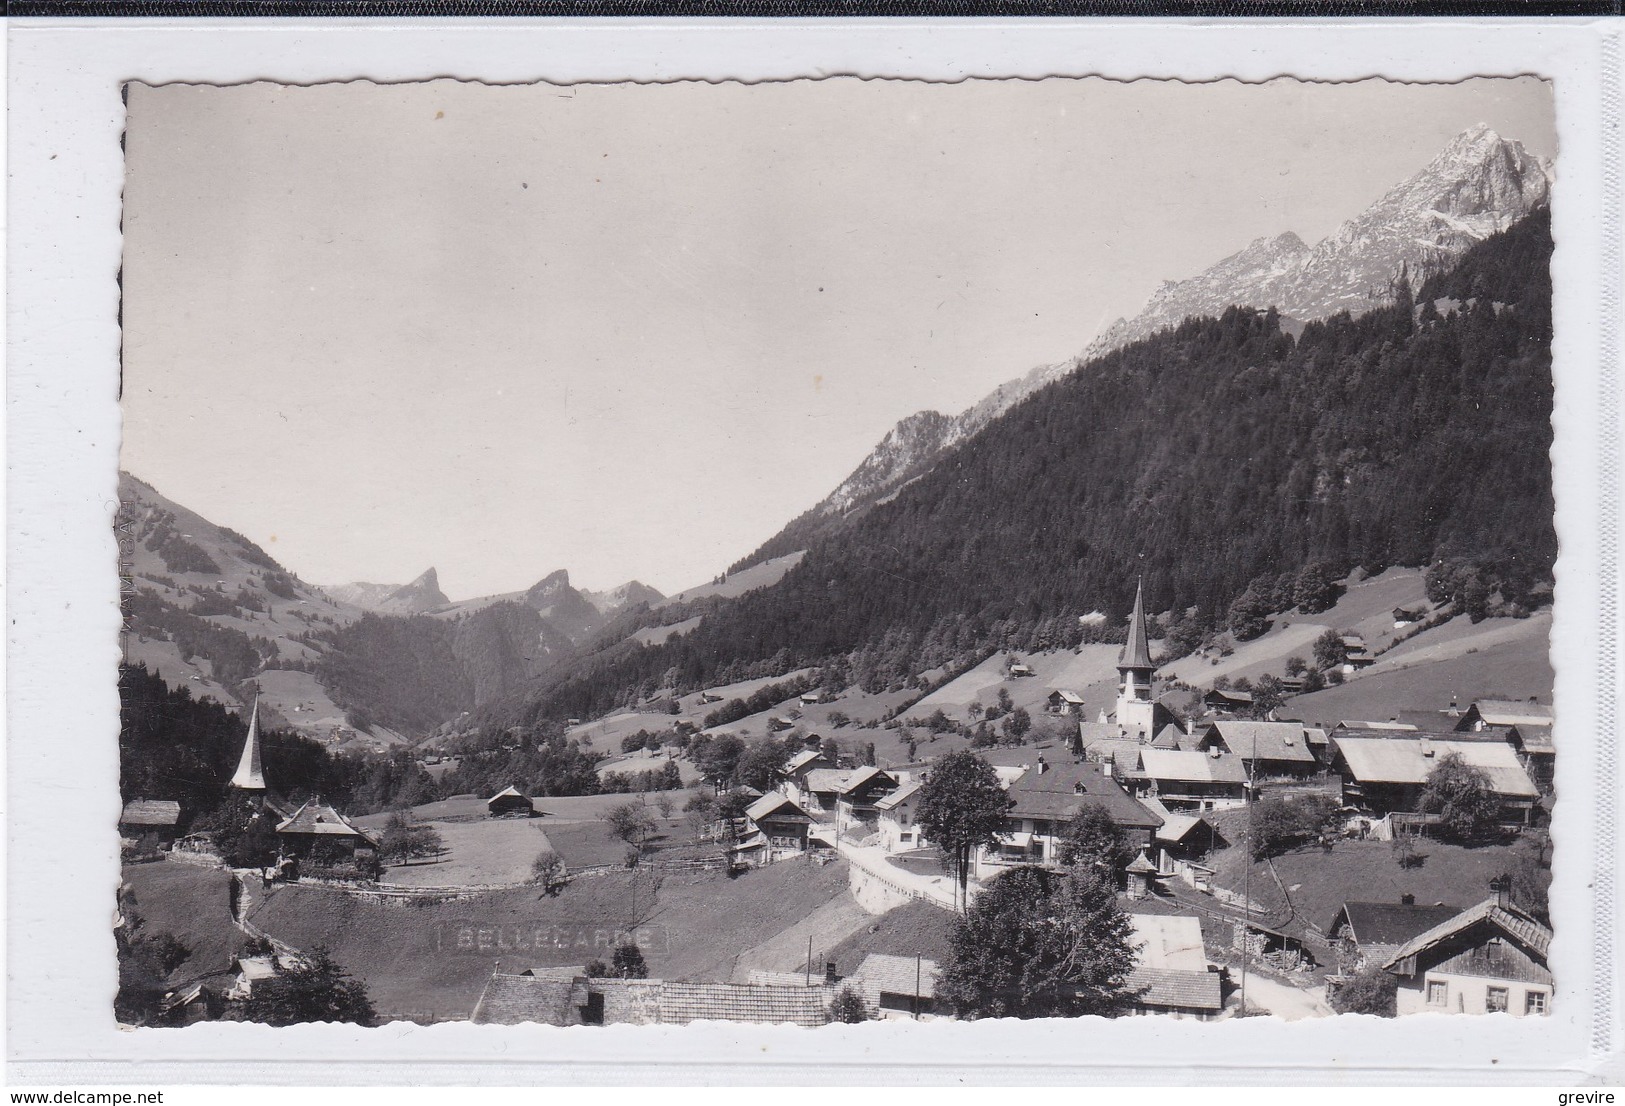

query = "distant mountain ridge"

[
  {"left": 749, "top": 125, "right": 1552, "bottom": 560},
  {"left": 325, "top": 568, "right": 449, "bottom": 615}
]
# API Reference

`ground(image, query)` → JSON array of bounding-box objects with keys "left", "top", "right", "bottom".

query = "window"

[
  {"left": 1526, "top": 990, "right": 1549, "bottom": 1016},
  {"left": 1427, "top": 980, "right": 1448, "bottom": 1006},
  {"left": 1487, "top": 986, "right": 1510, "bottom": 1013}
]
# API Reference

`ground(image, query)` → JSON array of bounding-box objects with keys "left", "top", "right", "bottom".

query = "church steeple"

[
  {"left": 1115, "top": 578, "right": 1158, "bottom": 736},
  {"left": 229, "top": 697, "right": 267, "bottom": 791}
]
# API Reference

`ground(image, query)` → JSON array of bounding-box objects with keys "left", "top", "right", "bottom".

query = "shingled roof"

[
  {"left": 851, "top": 953, "right": 938, "bottom": 1008},
  {"left": 1119, "top": 579, "right": 1154, "bottom": 671},
  {"left": 120, "top": 799, "right": 181, "bottom": 826},
  {"left": 1201, "top": 721, "right": 1317, "bottom": 764},
  {"left": 470, "top": 973, "right": 580, "bottom": 1025},
  {"left": 275, "top": 798, "right": 378, "bottom": 843},
  {"left": 656, "top": 981, "right": 831, "bottom": 1026},
  {"left": 1006, "top": 757, "right": 1161, "bottom": 828},
  {"left": 1126, "top": 966, "right": 1224, "bottom": 1012},
  {"left": 1331, "top": 901, "right": 1462, "bottom": 951},
  {"left": 1381, "top": 898, "right": 1552, "bottom": 973}
]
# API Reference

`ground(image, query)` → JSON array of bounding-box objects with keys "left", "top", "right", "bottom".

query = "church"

[{"left": 1078, "top": 580, "right": 1181, "bottom": 750}]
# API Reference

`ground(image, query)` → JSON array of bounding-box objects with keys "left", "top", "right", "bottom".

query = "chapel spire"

[
  {"left": 1119, "top": 577, "right": 1154, "bottom": 673},
  {"left": 229, "top": 696, "right": 267, "bottom": 791}
]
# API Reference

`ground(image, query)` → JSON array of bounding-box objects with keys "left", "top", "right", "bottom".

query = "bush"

[
  {"left": 1331, "top": 968, "right": 1397, "bottom": 1017},
  {"left": 830, "top": 985, "right": 869, "bottom": 1023}
]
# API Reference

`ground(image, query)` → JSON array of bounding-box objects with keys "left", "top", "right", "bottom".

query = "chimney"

[
  {"left": 1102, "top": 761, "right": 1114, "bottom": 780},
  {"left": 1401, "top": 893, "right": 1416, "bottom": 906},
  {"left": 1210, "top": 747, "right": 1222, "bottom": 759},
  {"left": 1037, "top": 754, "right": 1048, "bottom": 775},
  {"left": 824, "top": 962, "right": 838, "bottom": 985},
  {"left": 1420, "top": 738, "right": 1435, "bottom": 758}
]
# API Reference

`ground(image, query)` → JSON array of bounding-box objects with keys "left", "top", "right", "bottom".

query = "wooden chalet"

[
  {"left": 1196, "top": 720, "right": 1320, "bottom": 777},
  {"left": 832, "top": 766, "right": 900, "bottom": 835},
  {"left": 1125, "top": 914, "right": 1225, "bottom": 1020},
  {"left": 119, "top": 799, "right": 182, "bottom": 846},
  {"left": 487, "top": 785, "right": 538, "bottom": 818},
  {"left": 1130, "top": 748, "right": 1250, "bottom": 812},
  {"left": 975, "top": 755, "right": 1162, "bottom": 877},
  {"left": 274, "top": 798, "right": 379, "bottom": 863},
  {"left": 874, "top": 780, "right": 925, "bottom": 852},
  {"left": 1327, "top": 897, "right": 1461, "bottom": 974},
  {"left": 1381, "top": 897, "right": 1553, "bottom": 1016},
  {"left": 744, "top": 791, "right": 814, "bottom": 853},
  {"left": 1329, "top": 731, "right": 1540, "bottom": 824}
]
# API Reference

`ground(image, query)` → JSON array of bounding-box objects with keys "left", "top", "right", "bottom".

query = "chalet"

[
  {"left": 975, "top": 756, "right": 1161, "bottom": 877},
  {"left": 1340, "top": 636, "right": 1376, "bottom": 672},
  {"left": 119, "top": 799, "right": 182, "bottom": 846},
  {"left": 800, "top": 689, "right": 831, "bottom": 706},
  {"left": 274, "top": 797, "right": 380, "bottom": 863},
  {"left": 699, "top": 692, "right": 724, "bottom": 704},
  {"left": 874, "top": 780, "right": 925, "bottom": 852},
  {"left": 1196, "top": 721, "right": 1320, "bottom": 777},
  {"left": 1392, "top": 605, "right": 1426, "bottom": 626},
  {"left": 1139, "top": 795, "right": 1225, "bottom": 875},
  {"left": 780, "top": 747, "right": 835, "bottom": 786},
  {"left": 226, "top": 953, "right": 306, "bottom": 1001},
  {"left": 1047, "top": 689, "right": 1087, "bottom": 715},
  {"left": 1327, "top": 896, "right": 1461, "bottom": 975},
  {"left": 766, "top": 716, "right": 794, "bottom": 733},
  {"left": 1456, "top": 699, "right": 1554, "bottom": 733},
  {"left": 1381, "top": 897, "right": 1553, "bottom": 1016},
  {"left": 487, "top": 785, "right": 537, "bottom": 818},
  {"left": 1131, "top": 748, "right": 1250, "bottom": 812},
  {"left": 744, "top": 792, "right": 814, "bottom": 854},
  {"left": 833, "top": 766, "right": 900, "bottom": 835},
  {"left": 1008, "top": 663, "right": 1036, "bottom": 678},
  {"left": 1329, "top": 731, "right": 1540, "bottom": 824},
  {"left": 1203, "top": 687, "right": 1254, "bottom": 713},
  {"left": 1125, "top": 914, "right": 1225, "bottom": 1020},
  {"left": 850, "top": 953, "right": 939, "bottom": 1019},
  {"left": 790, "top": 768, "right": 851, "bottom": 818}
]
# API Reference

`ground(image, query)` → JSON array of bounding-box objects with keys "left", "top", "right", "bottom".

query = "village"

[{"left": 118, "top": 571, "right": 1555, "bottom": 1029}]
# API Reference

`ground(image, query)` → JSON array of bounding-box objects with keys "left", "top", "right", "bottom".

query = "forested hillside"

[{"left": 488, "top": 208, "right": 1554, "bottom": 729}]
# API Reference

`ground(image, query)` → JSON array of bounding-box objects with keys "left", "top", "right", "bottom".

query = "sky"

[{"left": 120, "top": 76, "right": 1554, "bottom": 599}]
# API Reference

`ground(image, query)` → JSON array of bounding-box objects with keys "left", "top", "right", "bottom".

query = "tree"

[
  {"left": 1293, "top": 561, "right": 1343, "bottom": 614},
  {"left": 606, "top": 801, "right": 658, "bottom": 858},
  {"left": 380, "top": 810, "right": 445, "bottom": 866},
  {"left": 1284, "top": 655, "right": 1307, "bottom": 678},
  {"left": 237, "top": 947, "right": 377, "bottom": 1027},
  {"left": 1300, "top": 665, "right": 1326, "bottom": 693},
  {"left": 1226, "top": 587, "right": 1273, "bottom": 641},
  {"left": 611, "top": 942, "right": 649, "bottom": 979},
  {"left": 914, "top": 751, "right": 1014, "bottom": 910},
  {"left": 1249, "top": 674, "right": 1286, "bottom": 718},
  {"left": 1056, "top": 803, "right": 1132, "bottom": 873},
  {"left": 1003, "top": 707, "right": 1032, "bottom": 741},
  {"left": 114, "top": 897, "right": 192, "bottom": 1027},
  {"left": 1312, "top": 628, "right": 1348, "bottom": 670},
  {"left": 1330, "top": 967, "right": 1398, "bottom": 1017},
  {"left": 735, "top": 737, "right": 790, "bottom": 792},
  {"left": 531, "top": 849, "right": 565, "bottom": 894},
  {"left": 694, "top": 734, "right": 745, "bottom": 788},
  {"left": 830, "top": 985, "right": 869, "bottom": 1023},
  {"left": 1418, "top": 752, "right": 1502, "bottom": 842},
  {"left": 1251, "top": 793, "right": 1341, "bottom": 859},
  {"left": 938, "top": 865, "right": 1137, "bottom": 1020}
]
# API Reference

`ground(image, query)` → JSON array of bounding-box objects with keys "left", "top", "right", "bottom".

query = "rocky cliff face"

[
  {"left": 325, "top": 567, "right": 449, "bottom": 615},
  {"left": 802, "top": 125, "right": 1552, "bottom": 527}
]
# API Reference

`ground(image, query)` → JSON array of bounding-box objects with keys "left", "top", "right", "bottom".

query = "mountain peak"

[{"left": 530, "top": 568, "right": 572, "bottom": 594}]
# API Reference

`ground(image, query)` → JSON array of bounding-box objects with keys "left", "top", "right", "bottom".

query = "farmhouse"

[
  {"left": 1195, "top": 721, "right": 1320, "bottom": 778},
  {"left": 487, "top": 785, "right": 537, "bottom": 818},
  {"left": 1131, "top": 748, "right": 1250, "bottom": 811},
  {"left": 833, "top": 766, "right": 901, "bottom": 836},
  {"left": 1381, "top": 897, "right": 1553, "bottom": 1016},
  {"left": 779, "top": 748, "right": 835, "bottom": 791},
  {"left": 849, "top": 953, "right": 939, "bottom": 1019},
  {"left": 275, "top": 797, "right": 380, "bottom": 863},
  {"left": 975, "top": 756, "right": 1161, "bottom": 877},
  {"left": 1329, "top": 731, "right": 1540, "bottom": 823},
  {"left": 874, "top": 780, "right": 925, "bottom": 852},
  {"left": 1203, "top": 687, "right": 1254, "bottom": 714},
  {"left": 1327, "top": 897, "right": 1461, "bottom": 975},
  {"left": 744, "top": 792, "right": 814, "bottom": 853},
  {"left": 1456, "top": 699, "right": 1553, "bottom": 732},
  {"left": 1047, "top": 689, "right": 1087, "bottom": 715},
  {"left": 119, "top": 799, "right": 182, "bottom": 846},
  {"left": 1125, "top": 914, "right": 1225, "bottom": 1020}
]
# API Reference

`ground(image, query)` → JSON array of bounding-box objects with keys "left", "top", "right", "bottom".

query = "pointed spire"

[
  {"left": 1118, "top": 577, "right": 1154, "bottom": 672},
  {"left": 229, "top": 697, "right": 267, "bottom": 791}
]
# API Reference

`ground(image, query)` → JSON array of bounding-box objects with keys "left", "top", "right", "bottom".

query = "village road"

[
  {"left": 829, "top": 836, "right": 960, "bottom": 910},
  {"left": 1232, "top": 971, "right": 1334, "bottom": 1020}
]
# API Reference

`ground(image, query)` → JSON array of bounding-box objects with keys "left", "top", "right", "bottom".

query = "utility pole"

[
  {"left": 1240, "top": 727, "right": 1256, "bottom": 1016},
  {"left": 915, "top": 954, "right": 922, "bottom": 1020},
  {"left": 806, "top": 936, "right": 813, "bottom": 986}
]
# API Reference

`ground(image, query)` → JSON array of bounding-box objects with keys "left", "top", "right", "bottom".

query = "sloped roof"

[
  {"left": 836, "top": 765, "right": 895, "bottom": 796},
  {"left": 782, "top": 749, "right": 826, "bottom": 774},
  {"left": 1515, "top": 725, "right": 1555, "bottom": 753},
  {"left": 1333, "top": 736, "right": 1538, "bottom": 798},
  {"left": 1203, "top": 721, "right": 1317, "bottom": 764},
  {"left": 852, "top": 953, "right": 939, "bottom": 1005},
  {"left": 1151, "top": 724, "right": 1187, "bottom": 750},
  {"left": 1119, "top": 579, "right": 1154, "bottom": 671},
  {"left": 1052, "top": 689, "right": 1087, "bottom": 705},
  {"left": 803, "top": 769, "right": 851, "bottom": 794},
  {"left": 1138, "top": 748, "right": 1249, "bottom": 785},
  {"left": 275, "top": 798, "right": 378, "bottom": 841},
  {"left": 1304, "top": 727, "right": 1330, "bottom": 748},
  {"left": 1333, "top": 901, "right": 1462, "bottom": 948},
  {"left": 229, "top": 699, "right": 267, "bottom": 791},
  {"left": 747, "top": 970, "right": 826, "bottom": 987},
  {"left": 1337, "top": 720, "right": 1419, "bottom": 732},
  {"left": 470, "top": 973, "right": 579, "bottom": 1026},
  {"left": 656, "top": 981, "right": 830, "bottom": 1026},
  {"left": 875, "top": 780, "right": 921, "bottom": 811},
  {"left": 746, "top": 791, "right": 812, "bottom": 823},
  {"left": 1381, "top": 898, "right": 1552, "bottom": 973},
  {"left": 1467, "top": 700, "right": 1554, "bottom": 727},
  {"left": 1079, "top": 722, "right": 1136, "bottom": 746},
  {"left": 120, "top": 799, "right": 181, "bottom": 826},
  {"left": 1007, "top": 758, "right": 1162, "bottom": 828},
  {"left": 1130, "top": 913, "right": 1207, "bottom": 971},
  {"left": 1396, "top": 710, "right": 1462, "bottom": 730},
  {"left": 1084, "top": 737, "right": 1146, "bottom": 766},
  {"left": 1126, "top": 967, "right": 1224, "bottom": 1012}
]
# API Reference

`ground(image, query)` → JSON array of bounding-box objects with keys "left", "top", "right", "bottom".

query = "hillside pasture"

[
  {"left": 909, "top": 645, "right": 1122, "bottom": 719},
  {"left": 376, "top": 818, "right": 553, "bottom": 888},
  {"left": 657, "top": 551, "right": 807, "bottom": 607},
  {"left": 594, "top": 749, "right": 702, "bottom": 784},
  {"left": 249, "top": 854, "right": 854, "bottom": 1019},
  {"left": 699, "top": 682, "right": 919, "bottom": 741},
  {"left": 631, "top": 615, "right": 703, "bottom": 646},
  {"left": 121, "top": 859, "right": 243, "bottom": 984},
  {"left": 544, "top": 815, "right": 693, "bottom": 870}
]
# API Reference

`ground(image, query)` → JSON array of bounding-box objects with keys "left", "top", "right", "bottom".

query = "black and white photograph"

[{"left": 109, "top": 73, "right": 1563, "bottom": 1032}]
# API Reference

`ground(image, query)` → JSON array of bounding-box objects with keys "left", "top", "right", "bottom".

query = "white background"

[{"left": 6, "top": 17, "right": 1622, "bottom": 1085}]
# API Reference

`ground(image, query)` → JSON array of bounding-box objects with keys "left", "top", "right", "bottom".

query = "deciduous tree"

[{"left": 915, "top": 751, "right": 1013, "bottom": 910}]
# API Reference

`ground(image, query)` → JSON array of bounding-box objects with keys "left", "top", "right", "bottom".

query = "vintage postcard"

[{"left": 110, "top": 73, "right": 1563, "bottom": 1030}]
